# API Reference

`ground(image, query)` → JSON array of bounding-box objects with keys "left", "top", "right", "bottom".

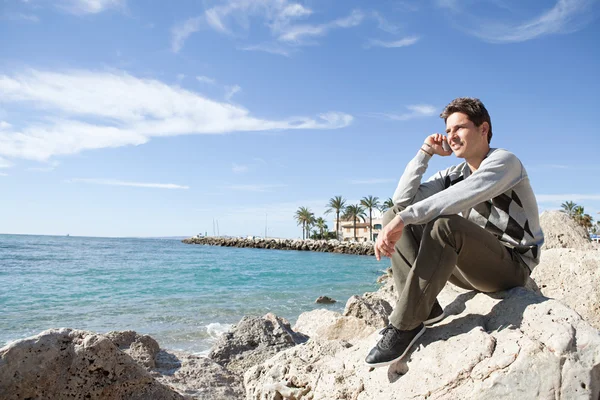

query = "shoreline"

[{"left": 182, "top": 237, "right": 376, "bottom": 256}]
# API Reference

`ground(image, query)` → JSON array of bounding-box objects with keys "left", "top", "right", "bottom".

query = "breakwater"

[{"left": 182, "top": 237, "right": 375, "bottom": 256}]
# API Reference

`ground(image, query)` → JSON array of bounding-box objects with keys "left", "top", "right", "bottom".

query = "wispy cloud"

[
  {"left": 372, "top": 12, "right": 401, "bottom": 34},
  {"left": 225, "top": 84, "right": 241, "bottom": 100},
  {"left": 222, "top": 184, "right": 287, "bottom": 192},
  {"left": 68, "top": 178, "right": 190, "bottom": 189},
  {"left": 349, "top": 178, "right": 396, "bottom": 185},
  {"left": 0, "top": 121, "right": 11, "bottom": 130},
  {"left": 239, "top": 43, "right": 292, "bottom": 57},
  {"left": 0, "top": 69, "right": 353, "bottom": 162},
  {"left": 438, "top": 0, "right": 596, "bottom": 43},
  {"left": 367, "top": 104, "right": 437, "bottom": 121},
  {"left": 278, "top": 9, "right": 364, "bottom": 43},
  {"left": 366, "top": 36, "right": 420, "bottom": 48},
  {"left": 59, "top": 0, "right": 125, "bottom": 15},
  {"left": 171, "top": 16, "right": 203, "bottom": 53},
  {"left": 0, "top": 172, "right": 8, "bottom": 176},
  {"left": 536, "top": 194, "right": 600, "bottom": 203},
  {"left": 172, "top": 1, "right": 366, "bottom": 53},
  {"left": 197, "top": 75, "right": 216, "bottom": 84},
  {"left": 232, "top": 163, "right": 248, "bottom": 173}
]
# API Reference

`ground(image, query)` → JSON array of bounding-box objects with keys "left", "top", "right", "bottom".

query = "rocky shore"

[
  {"left": 182, "top": 236, "right": 376, "bottom": 256},
  {"left": 2, "top": 211, "right": 599, "bottom": 399}
]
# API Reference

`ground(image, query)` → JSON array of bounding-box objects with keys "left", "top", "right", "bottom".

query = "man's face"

[{"left": 445, "top": 112, "right": 487, "bottom": 159}]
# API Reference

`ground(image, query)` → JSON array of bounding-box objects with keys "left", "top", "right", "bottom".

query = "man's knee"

[{"left": 428, "top": 215, "right": 464, "bottom": 244}]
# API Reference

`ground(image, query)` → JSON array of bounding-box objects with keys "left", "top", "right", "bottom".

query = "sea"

[{"left": 0, "top": 234, "right": 384, "bottom": 354}]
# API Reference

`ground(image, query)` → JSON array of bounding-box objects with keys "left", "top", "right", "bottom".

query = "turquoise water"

[{"left": 0, "top": 234, "right": 383, "bottom": 354}]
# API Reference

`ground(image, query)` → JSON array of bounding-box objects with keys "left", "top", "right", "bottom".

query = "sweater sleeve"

[
  {"left": 392, "top": 150, "right": 448, "bottom": 208},
  {"left": 398, "top": 149, "right": 524, "bottom": 226}
]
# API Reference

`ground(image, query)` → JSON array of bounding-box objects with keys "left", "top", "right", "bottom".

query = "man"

[{"left": 365, "top": 97, "right": 544, "bottom": 368}]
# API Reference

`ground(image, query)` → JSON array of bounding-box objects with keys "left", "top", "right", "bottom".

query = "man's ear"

[{"left": 480, "top": 122, "right": 489, "bottom": 138}]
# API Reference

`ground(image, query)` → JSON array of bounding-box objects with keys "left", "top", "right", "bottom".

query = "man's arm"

[
  {"left": 392, "top": 134, "right": 453, "bottom": 208},
  {"left": 398, "top": 149, "right": 524, "bottom": 226}
]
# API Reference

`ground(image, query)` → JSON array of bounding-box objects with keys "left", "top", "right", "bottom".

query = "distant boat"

[{"left": 66, "top": 234, "right": 70, "bottom": 237}]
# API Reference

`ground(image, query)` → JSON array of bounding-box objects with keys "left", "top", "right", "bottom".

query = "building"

[{"left": 338, "top": 217, "right": 383, "bottom": 242}]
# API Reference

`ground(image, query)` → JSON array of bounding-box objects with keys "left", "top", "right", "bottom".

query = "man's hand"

[
  {"left": 424, "top": 133, "right": 452, "bottom": 156},
  {"left": 374, "top": 215, "right": 405, "bottom": 261}
]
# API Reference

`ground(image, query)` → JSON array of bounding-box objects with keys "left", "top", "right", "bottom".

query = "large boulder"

[
  {"left": 208, "top": 313, "right": 308, "bottom": 374},
  {"left": 0, "top": 328, "right": 182, "bottom": 400},
  {"left": 244, "top": 285, "right": 600, "bottom": 400},
  {"left": 532, "top": 248, "right": 600, "bottom": 330},
  {"left": 343, "top": 293, "right": 394, "bottom": 329},
  {"left": 105, "top": 330, "right": 160, "bottom": 369},
  {"left": 294, "top": 309, "right": 375, "bottom": 342},
  {"left": 154, "top": 350, "right": 244, "bottom": 399},
  {"left": 539, "top": 210, "right": 592, "bottom": 250}
]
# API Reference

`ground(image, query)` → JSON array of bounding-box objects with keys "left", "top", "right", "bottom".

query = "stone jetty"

[{"left": 182, "top": 236, "right": 376, "bottom": 256}]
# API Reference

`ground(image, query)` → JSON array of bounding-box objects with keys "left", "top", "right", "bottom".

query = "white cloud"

[
  {"left": 367, "top": 36, "right": 420, "bottom": 48},
  {"left": 197, "top": 75, "right": 216, "bottom": 84},
  {"left": 239, "top": 43, "right": 292, "bottom": 57},
  {"left": 278, "top": 10, "right": 364, "bottom": 43},
  {"left": 0, "top": 156, "right": 13, "bottom": 169},
  {"left": 349, "top": 178, "right": 396, "bottom": 185},
  {"left": 68, "top": 178, "right": 189, "bottom": 189},
  {"left": 372, "top": 12, "right": 401, "bottom": 34},
  {"left": 0, "top": 121, "right": 12, "bottom": 130},
  {"left": 60, "top": 0, "right": 125, "bottom": 15},
  {"left": 222, "top": 184, "right": 287, "bottom": 192},
  {"left": 536, "top": 194, "right": 600, "bottom": 203},
  {"left": 171, "top": 16, "right": 203, "bottom": 53},
  {"left": 173, "top": 1, "right": 365, "bottom": 53},
  {"left": 0, "top": 172, "right": 7, "bottom": 176},
  {"left": 367, "top": 104, "right": 437, "bottom": 121},
  {"left": 0, "top": 69, "right": 353, "bottom": 162},
  {"left": 439, "top": 0, "right": 596, "bottom": 43},
  {"left": 224, "top": 84, "right": 241, "bottom": 100},
  {"left": 232, "top": 163, "right": 249, "bottom": 173}
]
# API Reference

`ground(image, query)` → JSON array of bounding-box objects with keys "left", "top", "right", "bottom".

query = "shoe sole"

[
  {"left": 424, "top": 311, "right": 445, "bottom": 326},
  {"left": 365, "top": 325, "right": 426, "bottom": 368}
]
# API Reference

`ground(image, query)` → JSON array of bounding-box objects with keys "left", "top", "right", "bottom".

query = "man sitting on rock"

[{"left": 365, "top": 97, "right": 544, "bottom": 368}]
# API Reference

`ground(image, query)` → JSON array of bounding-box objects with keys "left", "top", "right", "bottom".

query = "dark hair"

[{"left": 440, "top": 97, "right": 492, "bottom": 143}]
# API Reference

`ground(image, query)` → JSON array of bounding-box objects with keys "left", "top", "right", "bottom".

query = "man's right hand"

[{"left": 424, "top": 133, "right": 452, "bottom": 156}]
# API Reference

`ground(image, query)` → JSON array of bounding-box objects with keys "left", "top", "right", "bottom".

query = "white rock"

[{"left": 244, "top": 287, "right": 600, "bottom": 400}]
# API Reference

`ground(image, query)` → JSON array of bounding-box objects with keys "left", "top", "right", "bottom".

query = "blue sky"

[{"left": 1, "top": 0, "right": 599, "bottom": 238}]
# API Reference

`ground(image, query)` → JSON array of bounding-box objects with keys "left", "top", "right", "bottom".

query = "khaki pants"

[{"left": 384, "top": 207, "right": 530, "bottom": 330}]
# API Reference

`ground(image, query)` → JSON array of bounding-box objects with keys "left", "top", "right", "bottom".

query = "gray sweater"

[{"left": 393, "top": 148, "right": 544, "bottom": 270}]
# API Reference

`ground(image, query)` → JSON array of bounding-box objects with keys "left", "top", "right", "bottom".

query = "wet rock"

[{"left": 315, "top": 295, "right": 337, "bottom": 304}]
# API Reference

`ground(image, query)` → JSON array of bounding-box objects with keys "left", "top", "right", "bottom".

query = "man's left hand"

[{"left": 374, "top": 215, "right": 405, "bottom": 261}]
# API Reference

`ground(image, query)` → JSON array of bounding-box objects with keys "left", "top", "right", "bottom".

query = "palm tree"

[
  {"left": 315, "top": 217, "right": 328, "bottom": 239},
  {"left": 572, "top": 205, "right": 594, "bottom": 233},
  {"left": 561, "top": 201, "right": 577, "bottom": 217},
  {"left": 294, "top": 206, "right": 314, "bottom": 240},
  {"left": 325, "top": 196, "right": 346, "bottom": 240},
  {"left": 343, "top": 204, "right": 367, "bottom": 241},
  {"left": 380, "top": 197, "right": 394, "bottom": 213},
  {"left": 305, "top": 212, "right": 316, "bottom": 239},
  {"left": 360, "top": 195, "right": 380, "bottom": 241}
]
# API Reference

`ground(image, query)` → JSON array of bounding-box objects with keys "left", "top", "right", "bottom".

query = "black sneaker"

[
  {"left": 424, "top": 302, "right": 445, "bottom": 326},
  {"left": 365, "top": 323, "right": 425, "bottom": 368}
]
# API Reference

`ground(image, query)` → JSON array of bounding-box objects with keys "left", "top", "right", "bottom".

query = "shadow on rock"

[{"left": 386, "top": 287, "right": 549, "bottom": 380}]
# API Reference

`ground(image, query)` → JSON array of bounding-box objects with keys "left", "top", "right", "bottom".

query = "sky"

[{"left": 0, "top": 0, "right": 599, "bottom": 239}]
